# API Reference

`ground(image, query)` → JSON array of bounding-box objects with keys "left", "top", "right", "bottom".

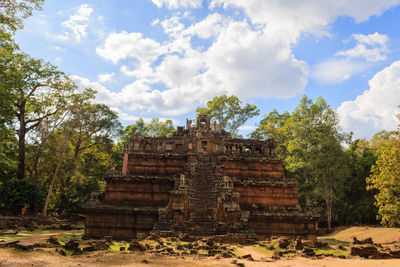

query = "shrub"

[{"left": 0, "top": 178, "right": 44, "bottom": 215}]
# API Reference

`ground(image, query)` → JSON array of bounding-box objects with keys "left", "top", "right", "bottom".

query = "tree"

[
  {"left": 121, "top": 117, "right": 175, "bottom": 143},
  {"left": 341, "top": 139, "right": 378, "bottom": 225},
  {"left": 7, "top": 53, "right": 77, "bottom": 179},
  {"left": 0, "top": 0, "right": 44, "bottom": 32},
  {"left": 366, "top": 131, "right": 400, "bottom": 226},
  {"left": 39, "top": 98, "right": 121, "bottom": 215},
  {"left": 252, "top": 96, "right": 350, "bottom": 229},
  {"left": 196, "top": 95, "right": 259, "bottom": 137}
]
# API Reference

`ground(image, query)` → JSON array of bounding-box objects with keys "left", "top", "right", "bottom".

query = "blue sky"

[{"left": 15, "top": 0, "right": 400, "bottom": 139}]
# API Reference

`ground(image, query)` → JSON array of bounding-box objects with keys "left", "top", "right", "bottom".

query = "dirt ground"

[
  {"left": 1, "top": 248, "right": 400, "bottom": 267},
  {"left": 1, "top": 226, "right": 400, "bottom": 267}
]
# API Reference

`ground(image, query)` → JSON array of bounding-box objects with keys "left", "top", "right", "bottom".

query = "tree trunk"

[
  {"left": 42, "top": 147, "right": 66, "bottom": 216},
  {"left": 32, "top": 143, "right": 43, "bottom": 183},
  {"left": 17, "top": 125, "right": 26, "bottom": 179},
  {"left": 324, "top": 173, "right": 332, "bottom": 230}
]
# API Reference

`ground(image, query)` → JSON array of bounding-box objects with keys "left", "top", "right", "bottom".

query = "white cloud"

[
  {"left": 314, "top": 32, "right": 389, "bottom": 83},
  {"left": 48, "top": 45, "right": 64, "bottom": 51},
  {"left": 93, "top": 0, "right": 400, "bottom": 117},
  {"left": 96, "top": 31, "right": 165, "bottom": 64},
  {"left": 151, "top": 0, "right": 202, "bottom": 9},
  {"left": 238, "top": 125, "right": 257, "bottom": 131},
  {"left": 312, "top": 59, "right": 369, "bottom": 83},
  {"left": 336, "top": 32, "right": 389, "bottom": 62},
  {"left": 160, "top": 16, "right": 185, "bottom": 37},
  {"left": 98, "top": 73, "right": 115, "bottom": 83},
  {"left": 184, "top": 13, "right": 223, "bottom": 39},
  {"left": 210, "top": 0, "right": 400, "bottom": 37},
  {"left": 337, "top": 60, "right": 400, "bottom": 138},
  {"left": 61, "top": 4, "right": 93, "bottom": 42}
]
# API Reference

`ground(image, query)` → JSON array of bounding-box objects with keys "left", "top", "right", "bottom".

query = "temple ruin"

[{"left": 84, "top": 115, "right": 318, "bottom": 240}]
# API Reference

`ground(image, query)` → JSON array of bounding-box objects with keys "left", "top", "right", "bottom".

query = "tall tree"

[
  {"left": 196, "top": 95, "right": 259, "bottom": 137},
  {"left": 7, "top": 53, "right": 77, "bottom": 179},
  {"left": 366, "top": 114, "right": 400, "bottom": 226},
  {"left": 252, "top": 96, "right": 350, "bottom": 229}
]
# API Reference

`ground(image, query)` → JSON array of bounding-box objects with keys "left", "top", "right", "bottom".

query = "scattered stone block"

[
  {"left": 15, "top": 241, "right": 34, "bottom": 250},
  {"left": 295, "top": 236, "right": 303, "bottom": 250},
  {"left": 352, "top": 237, "right": 373, "bottom": 245},
  {"left": 47, "top": 235, "right": 60, "bottom": 246},
  {"left": 0, "top": 240, "right": 19, "bottom": 247},
  {"left": 278, "top": 238, "right": 291, "bottom": 249},
  {"left": 242, "top": 254, "right": 254, "bottom": 261},
  {"left": 272, "top": 250, "right": 280, "bottom": 260}
]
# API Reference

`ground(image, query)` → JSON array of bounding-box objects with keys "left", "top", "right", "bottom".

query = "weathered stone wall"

[
  {"left": 103, "top": 177, "right": 174, "bottom": 207},
  {"left": 234, "top": 183, "right": 299, "bottom": 209},
  {"left": 127, "top": 154, "right": 186, "bottom": 176},
  {"left": 85, "top": 207, "right": 158, "bottom": 239},
  {"left": 219, "top": 157, "right": 283, "bottom": 179}
]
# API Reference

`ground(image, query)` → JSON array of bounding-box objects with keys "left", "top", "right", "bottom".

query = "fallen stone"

[
  {"left": 260, "top": 257, "right": 274, "bottom": 262},
  {"left": 47, "top": 235, "right": 60, "bottom": 246},
  {"left": 64, "top": 239, "right": 80, "bottom": 251},
  {"left": 272, "top": 250, "right": 280, "bottom": 260},
  {"left": 352, "top": 237, "right": 373, "bottom": 245},
  {"left": 236, "top": 262, "right": 245, "bottom": 267},
  {"left": 295, "top": 236, "right": 303, "bottom": 250},
  {"left": 312, "top": 240, "right": 330, "bottom": 249},
  {"left": 141, "top": 259, "right": 149, "bottom": 264},
  {"left": 301, "top": 247, "right": 315, "bottom": 257},
  {"left": 242, "top": 254, "right": 254, "bottom": 261},
  {"left": 350, "top": 245, "right": 378, "bottom": 258},
  {"left": 128, "top": 241, "right": 146, "bottom": 252},
  {"left": 0, "top": 240, "right": 19, "bottom": 247},
  {"left": 15, "top": 241, "right": 34, "bottom": 250},
  {"left": 278, "top": 238, "right": 291, "bottom": 249},
  {"left": 56, "top": 248, "right": 66, "bottom": 256}
]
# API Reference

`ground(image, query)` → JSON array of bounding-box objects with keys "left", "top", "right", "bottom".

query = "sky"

[{"left": 14, "top": 0, "right": 400, "bottom": 139}]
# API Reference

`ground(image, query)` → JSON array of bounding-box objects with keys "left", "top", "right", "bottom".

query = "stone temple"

[{"left": 84, "top": 115, "right": 318, "bottom": 240}]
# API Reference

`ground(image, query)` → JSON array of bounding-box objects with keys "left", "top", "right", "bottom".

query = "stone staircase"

[{"left": 188, "top": 154, "right": 219, "bottom": 225}]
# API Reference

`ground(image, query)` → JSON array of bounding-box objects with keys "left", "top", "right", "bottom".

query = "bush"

[{"left": 0, "top": 178, "right": 44, "bottom": 215}]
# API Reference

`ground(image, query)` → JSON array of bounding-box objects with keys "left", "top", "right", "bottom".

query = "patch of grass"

[
  {"left": 108, "top": 241, "right": 130, "bottom": 252},
  {"left": 58, "top": 231, "right": 84, "bottom": 243},
  {"left": 318, "top": 238, "right": 350, "bottom": 246},
  {"left": 314, "top": 247, "right": 349, "bottom": 258}
]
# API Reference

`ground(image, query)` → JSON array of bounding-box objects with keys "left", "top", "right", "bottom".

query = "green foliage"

[
  {"left": 0, "top": 177, "right": 44, "bottom": 214},
  {"left": 0, "top": 126, "right": 17, "bottom": 181},
  {"left": 196, "top": 95, "right": 259, "bottom": 137},
  {"left": 121, "top": 117, "right": 175, "bottom": 143},
  {"left": 0, "top": 0, "right": 44, "bottom": 32},
  {"left": 339, "top": 139, "right": 378, "bottom": 225},
  {"left": 252, "top": 96, "right": 351, "bottom": 228},
  {"left": 367, "top": 136, "right": 400, "bottom": 226}
]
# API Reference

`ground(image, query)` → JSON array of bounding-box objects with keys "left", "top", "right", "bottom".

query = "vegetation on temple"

[{"left": 1, "top": 0, "right": 400, "bottom": 228}]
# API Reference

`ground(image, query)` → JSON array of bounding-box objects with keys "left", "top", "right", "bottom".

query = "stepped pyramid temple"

[{"left": 84, "top": 115, "right": 318, "bottom": 240}]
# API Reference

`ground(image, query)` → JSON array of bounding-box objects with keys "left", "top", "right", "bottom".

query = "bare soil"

[
  {"left": 1, "top": 226, "right": 400, "bottom": 266},
  {"left": 1, "top": 248, "right": 400, "bottom": 267}
]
